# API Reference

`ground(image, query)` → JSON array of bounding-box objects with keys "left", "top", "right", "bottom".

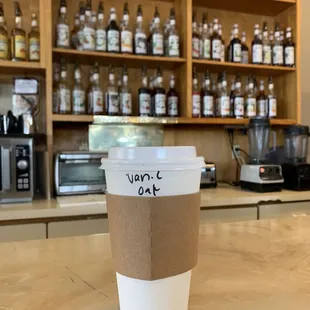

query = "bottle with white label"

[
  {"left": 230, "top": 24, "right": 241, "bottom": 63},
  {"left": 106, "top": 65, "right": 119, "bottom": 115},
  {"left": 53, "top": 66, "right": 60, "bottom": 113},
  {"left": 218, "top": 24, "right": 225, "bottom": 62},
  {"left": 168, "top": 8, "right": 180, "bottom": 57},
  {"left": 252, "top": 24, "right": 263, "bottom": 64},
  {"left": 107, "top": 8, "right": 120, "bottom": 53},
  {"left": 56, "top": 0, "right": 70, "bottom": 48},
  {"left": 257, "top": 80, "right": 267, "bottom": 117},
  {"left": 134, "top": 4, "right": 147, "bottom": 55},
  {"left": 77, "top": 3, "right": 85, "bottom": 50},
  {"left": 262, "top": 22, "right": 272, "bottom": 65},
  {"left": 89, "top": 62, "right": 104, "bottom": 115},
  {"left": 219, "top": 72, "right": 230, "bottom": 117},
  {"left": 82, "top": 2, "right": 95, "bottom": 51},
  {"left": 95, "top": 1, "right": 106, "bottom": 51},
  {"left": 211, "top": 18, "right": 221, "bottom": 61},
  {"left": 121, "top": 2, "right": 133, "bottom": 54},
  {"left": 241, "top": 32, "right": 249, "bottom": 64},
  {"left": 267, "top": 76, "right": 277, "bottom": 118},
  {"left": 192, "top": 11, "right": 200, "bottom": 59},
  {"left": 284, "top": 27, "right": 295, "bottom": 67},
  {"left": 192, "top": 67, "right": 201, "bottom": 117},
  {"left": 202, "top": 71, "right": 214, "bottom": 118},
  {"left": 273, "top": 22, "right": 284, "bottom": 66},
  {"left": 233, "top": 76, "right": 244, "bottom": 119},
  {"left": 28, "top": 13, "right": 40, "bottom": 61},
  {"left": 167, "top": 75, "right": 179, "bottom": 117},
  {"left": 245, "top": 77, "right": 257, "bottom": 118},
  {"left": 152, "top": 7, "right": 164, "bottom": 56},
  {"left": 201, "top": 14, "right": 210, "bottom": 60},
  {"left": 138, "top": 65, "right": 151, "bottom": 116},
  {"left": 154, "top": 67, "right": 166, "bottom": 116},
  {"left": 72, "top": 63, "right": 86, "bottom": 115},
  {"left": 58, "top": 58, "right": 71, "bottom": 114},
  {"left": 120, "top": 65, "right": 132, "bottom": 116}
]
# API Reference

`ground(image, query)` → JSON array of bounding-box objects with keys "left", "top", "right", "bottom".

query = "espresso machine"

[
  {"left": 240, "top": 118, "right": 284, "bottom": 192},
  {"left": 282, "top": 125, "right": 310, "bottom": 191}
]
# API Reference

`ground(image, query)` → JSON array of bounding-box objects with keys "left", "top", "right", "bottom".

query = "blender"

[
  {"left": 282, "top": 125, "right": 310, "bottom": 191},
  {"left": 240, "top": 118, "right": 284, "bottom": 192}
]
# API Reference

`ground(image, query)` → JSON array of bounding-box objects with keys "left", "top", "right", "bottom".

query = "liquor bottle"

[
  {"left": 241, "top": 32, "right": 249, "bottom": 64},
  {"left": 149, "top": 77, "right": 155, "bottom": 115},
  {"left": 163, "top": 19, "right": 170, "bottom": 56},
  {"left": 71, "top": 13, "right": 80, "bottom": 49},
  {"left": 218, "top": 24, "right": 225, "bottom": 62},
  {"left": 211, "top": 18, "right": 221, "bottom": 61},
  {"left": 212, "top": 79, "right": 218, "bottom": 116},
  {"left": 87, "top": 68, "right": 94, "bottom": 114},
  {"left": 106, "top": 65, "right": 119, "bottom": 115},
  {"left": 284, "top": 27, "right": 295, "bottom": 67},
  {"left": 77, "top": 1, "right": 85, "bottom": 50},
  {"left": 72, "top": 62, "right": 86, "bottom": 115},
  {"left": 198, "top": 13, "right": 206, "bottom": 58},
  {"left": 167, "top": 75, "right": 179, "bottom": 117},
  {"left": 201, "top": 71, "right": 214, "bottom": 118},
  {"left": 134, "top": 5, "right": 147, "bottom": 55},
  {"left": 58, "top": 58, "right": 71, "bottom": 114},
  {"left": 138, "top": 65, "right": 151, "bottom": 116},
  {"left": 121, "top": 2, "right": 133, "bottom": 54},
  {"left": 107, "top": 8, "right": 120, "bottom": 53},
  {"left": 257, "top": 80, "right": 267, "bottom": 117},
  {"left": 218, "top": 72, "right": 230, "bottom": 118},
  {"left": 11, "top": 1, "right": 26, "bottom": 61},
  {"left": 152, "top": 7, "right": 164, "bottom": 56},
  {"left": 227, "top": 30, "right": 233, "bottom": 62},
  {"left": 245, "top": 76, "right": 257, "bottom": 118},
  {"left": 95, "top": 1, "right": 106, "bottom": 52},
  {"left": 120, "top": 65, "right": 132, "bottom": 116},
  {"left": 56, "top": 0, "right": 70, "bottom": 49},
  {"left": 273, "top": 22, "right": 284, "bottom": 66},
  {"left": 89, "top": 62, "right": 104, "bottom": 115},
  {"left": 83, "top": 1, "right": 95, "bottom": 51},
  {"left": 167, "top": 8, "right": 179, "bottom": 57},
  {"left": 262, "top": 22, "right": 271, "bottom": 65},
  {"left": 28, "top": 13, "right": 40, "bottom": 62},
  {"left": 229, "top": 79, "right": 235, "bottom": 118},
  {"left": 201, "top": 13, "right": 211, "bottom": 59},
  {"left": 147, "top": 18, "right": 154, "bottom": 55},
  {"left": 192, "top": 12, "right": 200, "bottom": 59},
  {"left": 280, "top": 30, "right": 285, "bottom": 44},
  {"left": 0, "top": 2, "right": 8, "bottom": 60},
  {"left": 267, "top": 76, "right": 277, "bottom": 118},
  {"left": 252, "top": 24, "right": 263, "bottom": 64},
  {"left": 198, "top": 22, "right": 203, "bottom": 58},
  {"left": 53, "top": 65, "right": 60, "bottom": 113},
  {"left": 192, "top": 67, "right": 201, "bottom": 117},
  {"left": 154, "top": 67, "right": 166, "bottom": 116},
  {"left": 233, "top": 74, "right": 244, "bottom": 119},
  {"left": 230, "top": 24, "right": 241, "bottom": 63}
]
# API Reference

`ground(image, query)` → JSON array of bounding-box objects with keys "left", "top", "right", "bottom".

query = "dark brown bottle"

[
  {"left": 154, "top": 67, "right": 166, "bottom": 117},
  {"left": 252, "top": 24, "right": 263, "bottom": 64},
  {"left": 138, "top": 64, "right": 151, "bottom": 116},
  {"left": 201, "top": 71, "right": 214, "bottom": 118},
  {"left": 106, "top": 7, "right": 120, "bottom": 53},
  {"left": 167, "top": 74, "right": 179, "bottom": 117},
  {"left": 230, "top": 24, "right": 241, "bottom": 63}
]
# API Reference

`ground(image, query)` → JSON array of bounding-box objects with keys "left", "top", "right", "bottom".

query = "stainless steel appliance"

[
  {"left": 0, "top": 136, "right": 34, "bottom": 203},
  {"left": 200, "top": 162, "right": 217, "bottom": 188},
  {"left": 55, "top": 152, "right": 107, "bottom": 196},
  {"left": 282, "top": 125, "right": 310, "bottom": 191},
  {"left": 240, "top": 118, "right": 283, "bottom": 192}
]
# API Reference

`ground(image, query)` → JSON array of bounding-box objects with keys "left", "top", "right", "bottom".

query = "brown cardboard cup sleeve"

[{"left": 107, "top": 192, "right": 201, "bottom": 281}]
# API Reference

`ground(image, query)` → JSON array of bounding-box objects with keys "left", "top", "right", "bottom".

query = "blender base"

[{"left": 240, "top": 181, "right": 283, "bottom": 193}]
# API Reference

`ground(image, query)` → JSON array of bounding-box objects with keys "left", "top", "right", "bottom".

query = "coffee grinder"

[
  {"left": 282, "top": 125, "right": 310, "bottom": 191},
  {"left": 240, "top": 118, "right": 284, "bottom": 192}
]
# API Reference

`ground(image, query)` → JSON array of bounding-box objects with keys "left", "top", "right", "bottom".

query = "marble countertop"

[
  {"left": 1, "top": 184, "right": 310, "bottom": 222},
  {"left": 1, "top": 216, "right": 310, "bottom": 309}
]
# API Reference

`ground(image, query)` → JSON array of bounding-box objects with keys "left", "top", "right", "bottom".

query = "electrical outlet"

[{"left": 232, "top": 145, "right": 241, "bottom": 159}]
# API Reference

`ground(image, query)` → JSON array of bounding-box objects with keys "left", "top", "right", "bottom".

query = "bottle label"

[
  {"left": 135, "top": 32, "right": 147, "bottom": 54},
  {"left": 246, "top": 98, "right": 257, "bottom": 117},
  {"left": 107, "top": 91, "right": 119, "bottom": 113},
  {"left": 121, "top": 92, "right": 132, "bottom": 115},
  {"left": 121, "top": 30, "right": 133, "bottom": 53},
  {"left": 232, "top": 43, "right": 242, "bottom": 62},
  {"left": 241, "top": 50, "right": 249, "bottom": 64},
  {"left": 268, "top": 98, "right": 277, "bottom": 117},
  {"left": 29, "top": 37, "right": 40, "bottom": 61},
  {"left": 57, "top": 24, "right": 69, "bottom": 47},
  {"left": 139, "top": 93, "right": 151, "bottom": 114},
  {"left": 96, "top": 29, "right": 106, "bottom": 51},
  {"left": 234, "top": 97, "right": 244, "bottom": 117},
  {"left": 168, "top": 96, "right": 178, "bottom": 116},
  {"left": 203, "top": 95, "right": 214, "bottom": 116},
  {"left": 59, "top": 89, "right": 71, "bottom": 113},
  {"left": 212, "top": 39, "right": 221, "bottom": 60},
  {"left": 107, "top": 30, "right": 120, "bottom": 52},
  {"left": 192, "top": 37, "right": 200, "bottom": 58},
  {"left": 285, "top": 46, "right": 295, "bottom": 66},
  {"left": 13, "top": 35, "right": 26, "bottom": 59},
  {"left": 0, "top": 34, "right": 8, "bottom": 59},
  {"left": 83, "top": 26, "right": 95, "bottom": 50},
  {"left": 273, "top": 45, "right": 284, "bottom": 65},
  {"left": 258, "top": 99, "right": 267, "bottom": 117},
  {"left": 253, "top": 44, "right": 263, "bottom": 63},
  {"left": 263, "top": 45, "right": 272, "bottom": 65},
  {"left": 192, "top": 94, "right": 201, "bottom": 115},
  {"left": 93, "top": 90, "right": 104, "bottom": 113},
  {"left": 220, "top": 96, "right": 230, "bottom": 116},
  {"left": 155, "top": 94, "right": 166, "bottom": 115},
  {"left": 152, "top": 33, "right": 163, "bottom": 55},
  {"left": 72, "top": 90, "right": 86, "bottom": 113},
  {"left": 168, "top": 35, "right": 179, "bottom": 57},
  {"left": 203, "top": 39, "right": 211, "bottom": 59}
]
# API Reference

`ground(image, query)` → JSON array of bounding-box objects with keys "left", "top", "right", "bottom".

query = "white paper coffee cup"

[{"left": 101, "top": 147, "right": 204, "bottom": 310}]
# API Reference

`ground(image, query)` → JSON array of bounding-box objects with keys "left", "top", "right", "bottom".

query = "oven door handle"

[{"left": 1, "top": 147, "right": 11, "bottom": 191}]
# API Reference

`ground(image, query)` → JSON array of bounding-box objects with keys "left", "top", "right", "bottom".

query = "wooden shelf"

[
  {"left": 53, "top": 48, "right": 186, "bottom": 69},
  {"left": 0, "top": 60, "right": 44, "bottom": 74},
  {"left": 52, "top": 114, "right": 296, "bottom": 126},
  {"left": 193, "top": 0, "right": 295, "bottom": 16},
  {"left": 193, "top": 59, "right": 296, "bottom": 76}
]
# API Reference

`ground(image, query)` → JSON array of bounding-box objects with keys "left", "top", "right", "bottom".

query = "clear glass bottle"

[
  {"left": 233, "top": 74, "right": 244, "bottom": 119},
  {"left": 284, "top": 27, "right": 295, "bottom": 67},
  {"left": 56, "top": 0, "right": 70, "bottom": 49},
  {"left": 245, "top": 76, "right": 257, "bottom": 118},
  {"left": 201, "top": 13, "right": 210, "bottom": 60},
  {"left": 152, "top": 7, "right": 164, "bottom": 56},
  {"left": 121, "top": 2, "right": 133, "bottom": 54},
  {"left": 0, "top": 2, "right": 8, "bottom": 60},
  {"left": 211, "top": 18, "right": 221, "bottom": 61},
  {"left": 192, "top": 67, "right": 201, "bottom": 117},
  {"left": 95, "top": 1, "right": 106, "bottom": 52},
  {"left": 252, "top": 24, "right": 263, "bottom": 64},
  {"left": 168, "top": 8, "right": 179, "bottom": 57},
  {"left": 257, "top": 80, "right": 267, "bottom": 117},
  {"left": 167, "top": 74, "right": 179, "bottom": 117},
  {"left": 53, "top": 65, "right": 60, "bottom": 113},
  {"left": 107, "top": 8, "right": 120, "bottom": 53},
  {"left": 138, "top": 65, "right": 151, "bottom": 116},
  {"left": 229, "top": 79, "right": 235, "bottom": 118},
  {"left": 77, "top": 2, "right": 85, "bottom": 50},
  {"left": 82, "top": 2, "right": 95, "bottom": 51},
  {"left": 163, "top": 19, "right": 170, "bottom": 56},
  {"left": 120, "top": 65, "right": 132, "bottom": 116},
  {"left": 230, "top": 24, "right": 241, "bottom": 63},
  {"left": 154, "top": 67, "right": 166, "bottom": 116},
  {"left": 192, "top": 12, "right": 200, "bottom": 59},
  {"left": 134, "top": 4, "right": 147, "bottom": 55},
  {"left": 71, "top": 13, "right": 80, "bottom": 49},
  {"left": 241, "top": 32, "right": 249, "bottom": 64},
  {"left": 273, "top": 22, "right": 284, "bottom": 66},
  {"left": 11, "top": 1, "right": 26, "bottom": 61},
  {"left": 89, "top": 62, "right": 104, "bottom": 115},
  {"left": 218, "top": 24, "right": 225, "bottom": 62},
  {"left": 202, "top": 71, "right": 214, "bottom": 118},
  {"left": 267, "top": 76, "right": 277, "bottom": 118},
  {"left": 219, "top": 72, "right": 230, "bottom": 117},
  {"left": 262, "top": 22, "right": 271, "bottom": 65},
  {"left": 106, "top": 65, "right": 119, "bottom": 115},
  {"left": 58, "top": 58, "right": 71, "bottom": 114},
  {"left": 72, "top": 62, "right": 86, "bottom": 115},
  {"left": 28, "top": 13, "right": 40, "bottom": 62}
]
